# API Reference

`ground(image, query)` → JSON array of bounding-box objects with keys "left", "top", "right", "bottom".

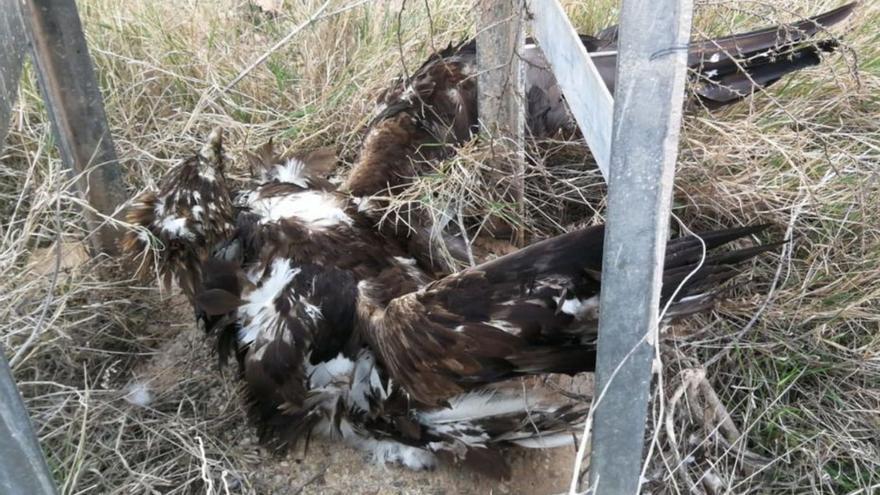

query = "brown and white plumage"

[
  {"left": 195, "top": 145, "right": 437, "bottom": 451},
  {"left": 189, "top": 144, "right": 596, "bottom": 475},
  {"left": 120, "top": 128, "right": 235, "bottom": 301},
  {"left": 121, "top": 139, "right": 780, "bottom": 477},
  {"left": 193, "top": 143, "right": 782, "bottom": 476}
]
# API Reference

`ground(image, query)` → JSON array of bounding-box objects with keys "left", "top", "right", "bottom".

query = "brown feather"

[{"left": 366, "top": 224, "right": 779, "bottom": 406}]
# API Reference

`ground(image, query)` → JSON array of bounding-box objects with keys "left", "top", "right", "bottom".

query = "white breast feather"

[
  {"left": 308, "top": 353, "right": 356, "bottom": 388},
  {"left": 270, "top": 158, "right": 309, "bottom": 187},
  {"left": 238, "top": 259, "right": 301, "bottom": 345},
  {"left": 158, "top": 215, "right": 193, "bottom": 240},
  {"left": 250, "top": 191, "right": 353, "bottom": 229}
]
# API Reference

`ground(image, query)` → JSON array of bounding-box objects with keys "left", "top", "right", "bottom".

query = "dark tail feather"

[
  {"left": 696, "top": 40, "right": 839, "bottom": 107},
  {"left": 461, "top": 223, "right": 777, "bottom": 329},
  {"left": 663, "top": 241, "right": 785, "bottom": 295},
  {"left": 472, "top": 223, "right": 773, "bottom": 288},
  {"left": 473, "top": 225, "right": 606, "bottom": 284},
  {"left": 690, "top": 2, "right": 856, "bottom": 66},
  {"left": 660, "top": 241, "right": 786, "bottom": 317},
  {"left": 689, "top": 2, "right": 856, "bottom": 107},
  {"left": 665, "top": 224, "right": 771, "bottom": 269}
]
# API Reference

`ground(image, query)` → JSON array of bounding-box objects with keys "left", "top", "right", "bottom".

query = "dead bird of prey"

[{"left": 130, "top": 140, "right": 782, "bottom": 478}]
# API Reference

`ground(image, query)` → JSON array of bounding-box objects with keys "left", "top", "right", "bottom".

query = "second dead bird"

[{"left": 343, "top": 2, "right": 855, "bottom": 270}]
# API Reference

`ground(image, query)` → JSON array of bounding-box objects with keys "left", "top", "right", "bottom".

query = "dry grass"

[{"left": 0, "top": 0, "right": 877, "bottom": 493}]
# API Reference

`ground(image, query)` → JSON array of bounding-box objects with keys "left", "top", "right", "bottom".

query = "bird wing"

[
  {"left": 365, "top": 224, "right": 781, "bottom": 406},
  {"left": 345, "top": 41, "right": 478, "bottom": 197},
  {"left": 526, "top": 3, "right": 856, "bottom": 127}
]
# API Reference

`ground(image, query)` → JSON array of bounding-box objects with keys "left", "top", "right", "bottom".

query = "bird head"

[
  {"left": 120, "top": 127, "right": 236, "bottom": 299},
  {"left": 197, "top": 126, "right": 229, "bottom": 175}
]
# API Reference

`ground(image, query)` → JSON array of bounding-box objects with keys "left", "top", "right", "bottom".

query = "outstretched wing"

[{"left": 365, "top": 224, "right": 781, "bottom": 406}]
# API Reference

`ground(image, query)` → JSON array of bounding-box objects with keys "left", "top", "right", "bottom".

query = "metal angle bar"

[
  {"left": 0, "top": 0, "right": 27, "bottom": 150},
  {"left": 1, "top": 8, "right": 63, "bottom": 493},
  {"left": 0, "top": 348, "right": 58, "bottom": 495},
  {"left": 590, "top": 0, "right": 694, "bottom": 493},
  {"left": 527, "top": 0, "right": 614, "bottom": 179},
  {"left": 18, "top": 0, "right": 127, "bottom": 254}
]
